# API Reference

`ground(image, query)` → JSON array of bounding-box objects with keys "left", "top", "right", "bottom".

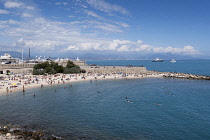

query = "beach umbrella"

[
  {"left": 0, "top": 76, "right": 5, "bottom": 80},
  {"left": 12, "top": 83, "right": 17, "bottom": 86}
]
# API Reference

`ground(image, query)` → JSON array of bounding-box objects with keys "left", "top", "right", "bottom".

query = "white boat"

[
  {"left": 170, "top": 59, "right": 176, "bottom": 63},
  {"left": 76, "top": 57, "right": 80, "bottom": 61},
  {"left": 152, "top": 58, "right": 164, "bottom": 62}
]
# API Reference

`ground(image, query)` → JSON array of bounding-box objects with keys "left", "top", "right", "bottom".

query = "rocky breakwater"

[
  {"left": 0, "top": 124, "right": 62, "bottom": 140},
  {"left": 163, "top": 72, "right": 210, "bottom": 80}
]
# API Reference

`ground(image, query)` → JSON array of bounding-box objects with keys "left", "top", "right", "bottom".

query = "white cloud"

[
  {"left": 0, "top": 19, "right": 20, "bottom": 25},
  {"left": 7, "top": 19, "right": 20, "bottom": 25},
  {"left": 59, "top": 40, "right": 200, "bottom": 55},
  {"left": 0, "top": 0, "right": 200, "bottom": 56},
  {"left": 4, "top": 1, "right": 23, "bottom": 8},
  {"left": 117, "top": 45, "right": 129, "bottom": 52},
  {"left": 4, "top": 1, "right": 35, "bottom": 10},
  {"left": 151, "top": 45, "right": 200, "bottom": 55},
  {"left": 114, "top": 22, "right": 130, "bottom": 28},
  {"left": 22, "top": 13, "right": 33, "bottom": 17},
  {"left": 55, "top": 2, "right": 68, "bottom": 5},
  {"left": 69, "top": 19, "right": 125, "bottom": 33},
  {"left": 0, "top": 9, "right": 10, "bottom": 14},
  {"left": 69, "top": 15, "right": 75, "bottom": 18},
  {"left": 137, "top": 40, "right": 143, "bottom": 44},
  {"left": 0, "top": 24, "right": 9, "bottom": 29},
  {"left": 64, "top": 45, "right": 79, "bottom": 51},
  {"left": 87, "top": 0, "right": 129, "bottom": 15},
  {"left": 55, "top": 2, "right": 61, "bottom": 5},
  {"left": 84, "top": 10, "right": 101, "bottom": 19},
  {"left": 24, "top": 6, "right": 35, "bottom": 10},
  {"left": 94, "top": 22, "right": 123, "bottom": 33}
]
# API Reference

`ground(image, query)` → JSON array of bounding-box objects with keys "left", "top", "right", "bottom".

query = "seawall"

[{"left": 81, "top": 66, "right": 147, "bottom": 74}]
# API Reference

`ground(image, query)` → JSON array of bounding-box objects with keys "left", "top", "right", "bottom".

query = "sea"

[{"left": 0, "top": 60, "right": 210, "bottom": 140}]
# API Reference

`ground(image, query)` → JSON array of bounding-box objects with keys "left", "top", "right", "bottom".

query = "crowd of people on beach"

[{"left": 0, "top": 72, "right": 163, "bottom": 95}]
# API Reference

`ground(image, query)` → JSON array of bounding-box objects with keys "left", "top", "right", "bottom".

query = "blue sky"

[{"left": 0, "top": 0, "right": 210, "bottom": 58}]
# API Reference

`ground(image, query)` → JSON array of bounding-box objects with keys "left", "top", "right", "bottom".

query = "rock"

[
  {"left": 6, "top": 133, "right": 11, "bottom": 137},
  {"left": 0, "top": 128, "right": 8, "bottom": 134},
  {"left": 13, "top": 129, "right": 21, "bottom": 134},
  {"left": 16, "top": 135, "right": 24, "bottom": 139},
  {"left": 25, "top": 136, "right": 33, "bottom": 140}
]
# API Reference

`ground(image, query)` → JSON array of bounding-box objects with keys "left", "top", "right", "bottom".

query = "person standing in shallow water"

[
  {"left": 23, "top": 85, "right": 25, "bottom": 92},
  {"left": 6, "top": 87, "right": 9, "bottom": 93}
]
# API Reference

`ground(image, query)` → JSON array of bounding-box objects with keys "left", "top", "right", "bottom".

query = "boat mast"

[{"left": 28, "top": 48, "right": 30, "bottom": 62}]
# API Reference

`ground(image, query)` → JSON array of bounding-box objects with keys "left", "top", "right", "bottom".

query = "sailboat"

[{"left": 170, "top": 59, "right": 176, "bottom": 63}]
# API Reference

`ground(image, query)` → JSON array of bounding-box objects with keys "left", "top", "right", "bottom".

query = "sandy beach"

[{"left": 0, "top": 72, "right": 163, "bottom": 96}]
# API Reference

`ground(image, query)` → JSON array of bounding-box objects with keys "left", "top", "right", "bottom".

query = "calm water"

[
  {"left": 0, "top": 60, "right": 210, "bottom": 140},
  {"left": 86, "top": 60, "right": 210, "bottom": 76}
]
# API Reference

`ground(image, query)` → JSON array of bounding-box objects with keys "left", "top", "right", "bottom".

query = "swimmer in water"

[{"left": 127, "top": 100, "right": 132, "bottom": 103}]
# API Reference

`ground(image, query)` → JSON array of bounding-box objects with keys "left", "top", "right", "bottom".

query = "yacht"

[
  {"left": 152, "top": 58, "right": 164, "bottom": 62},
  {"left": 170, "top": 59, "right": 176, "bottom": 63},
  {"left": 76, "top": 57, "right": 80, "bottom": 61}
]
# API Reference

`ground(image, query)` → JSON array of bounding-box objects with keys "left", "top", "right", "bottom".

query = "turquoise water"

[
  {"left": 0, "top": 60, "right": 210, "bottom": 139},
  {"left": 86, "top": 60, "right": 210, "bottom": 76}
]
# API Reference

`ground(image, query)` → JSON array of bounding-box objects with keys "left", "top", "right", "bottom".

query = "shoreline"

[
  {"left": 0, "top": 72, "right": 163, "bottom": 96},
  {"left": 1, "top": 70, "right": 209, "bottom": 96}
]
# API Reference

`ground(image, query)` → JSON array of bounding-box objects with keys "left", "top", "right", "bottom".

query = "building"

[{"left": 0, "top": 53, "right": 19, "bottom": 64}]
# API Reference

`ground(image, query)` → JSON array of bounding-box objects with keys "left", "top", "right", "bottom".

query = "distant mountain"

[{"left": 0, "top": 51, "right": 207, "bottom": 60}]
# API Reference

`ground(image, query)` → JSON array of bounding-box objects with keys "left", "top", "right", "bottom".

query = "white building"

[{"left": 0, "top": 53, "right": 19, "bottom": 64}]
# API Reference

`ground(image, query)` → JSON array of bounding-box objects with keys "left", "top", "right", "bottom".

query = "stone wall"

[
  {"left": 57, "top": 61, "right": 86, "bottom": 67},
  {"left": 0, "top": 64, "right": 34, "bottom": 74},
  {"left": 0, "top": 63, "right": 147, "bottom": 75},
  {"left": 82, "top": 66, "right": 147, "bottom": 74}
]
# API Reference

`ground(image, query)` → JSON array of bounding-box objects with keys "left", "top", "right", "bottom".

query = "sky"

[{"left": 0, "top": 0, "right": 210, "bottom": 59}]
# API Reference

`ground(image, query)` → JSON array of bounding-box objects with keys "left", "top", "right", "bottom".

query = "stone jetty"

[{"left": 162, "top": 72, "right": 210, "bottom": 80}]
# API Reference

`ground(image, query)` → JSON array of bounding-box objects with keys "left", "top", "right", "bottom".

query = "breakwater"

[{"left": 162, "top": 72, "right": 210, "bottom": 80}]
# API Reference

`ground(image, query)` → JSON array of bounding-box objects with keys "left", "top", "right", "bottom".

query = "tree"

[
  {"left": 66, "top": 60, "right": 76, "bottom": 68},
  {"left": 33, "top": 60, "right": 83, "bottom": 75}
]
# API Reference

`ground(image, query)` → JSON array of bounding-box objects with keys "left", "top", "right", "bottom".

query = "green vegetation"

[{"left": 33, "top": 60, "right": 86, "bottom": 75}]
